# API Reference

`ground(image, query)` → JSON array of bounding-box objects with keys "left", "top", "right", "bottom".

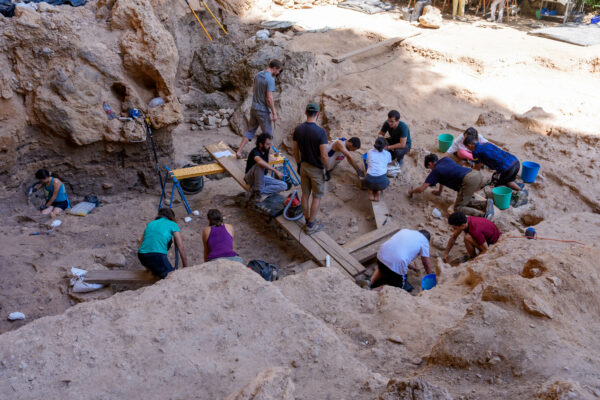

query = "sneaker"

[
  {"left": 305, "top": 220, "right": 324, "bottom": 235},
  {"left": 484, "top": 199, "right": 495, "bottom": 220},
  {"left": 487, "top": 17, "right": 495, "bottom": 22},
  {"left": 513, "top": 189, "right": 529, "bottom": 208},
  {"left": 458, "top": 16, "right": 467, "bottom": 22}
]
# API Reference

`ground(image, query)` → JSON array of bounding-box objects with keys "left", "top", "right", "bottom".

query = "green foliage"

[{"left": 584, "top": 0, "right": 600, "bottom": 9}]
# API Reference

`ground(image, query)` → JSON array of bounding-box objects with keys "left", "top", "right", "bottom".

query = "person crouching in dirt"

[
  {"left": 462, "top": 135, "right": 528, "bottom": 205},
  {"left": 324, "top": 136, "right": 364, "bottom": 181},
  {"left": 138, "top": 208, "right": 188, "bottom": 278},
  {"left": 202, "top": 209, "right": 243, "bottom": 263},
  {"left": 377, "top": 110, "right": 411, "bottom": 168},
  {"left": 408, "top": 154, "right": 494, "bottom": 218},
  {"left": 368, "top": 229, "right": 433, "bottom": 290},
  {"left": 445, "top": 127, "right": 488, "bottom": 163},
  {"left": 244, "top": 133, "right": 287, "bottom": 203},
  {"left": 442, "top": 212, "right": 501, "bottom": 263},
  {"left": 34, "top": 168, "right": 70, "bottom": 217},
  {"left": 364, "top": 137, "right": 392, "bottom": 202}
]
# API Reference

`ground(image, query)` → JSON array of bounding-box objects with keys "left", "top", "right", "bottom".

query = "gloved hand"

[
  {"left": 324, "top": 169, "right": 330, "bottom": 182},
  {"left": 297, "top": 162, "right": 302, "bottom": 175},
  {"left": 357, "top": 169, "right": 365, "bottom": 178}
]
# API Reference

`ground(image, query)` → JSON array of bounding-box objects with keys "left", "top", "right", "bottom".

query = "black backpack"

[{"left": 247, "top": 260, "right": 279, "bottom": 282}]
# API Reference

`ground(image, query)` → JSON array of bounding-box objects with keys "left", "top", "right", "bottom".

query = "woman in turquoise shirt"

[
  {"left": 34, "top": 168, "right": 70, "bottom": 217},
  {"left": 138, "top": 208, "right": 189, "bottom": 278}
]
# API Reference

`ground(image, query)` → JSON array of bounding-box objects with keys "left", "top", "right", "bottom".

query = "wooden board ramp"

[
  {"left": 204, "top": 141, "right": 366, "bottom": 278},
  {"left": 84, "top": 270, "right": 159, "bottom": 285},
  {"left": 342, "top": 222, "right": 399, "bottom": 254},
  {"left": 371, "top": 200, "right": 391, "bottom": 229},
  {"left": 171, "top": 153, "right": 285, "bottom": 180},
  {"left": 331, "top": 33, "right": 421, "bottom": 63}
]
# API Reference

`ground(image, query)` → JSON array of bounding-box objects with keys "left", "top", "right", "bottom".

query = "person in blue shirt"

[
  {"left": 34, "top": 168, "right": 70, "bottom": 217},
  {"left": 408, "top": 154, "right": 494, "bottom": 218},
  {"left": 463, "top": 136, "right": 527, "bottom": 204},
  {"left": 236, "top": 59, "right": 283, "bottom": 159},
  {"left": 138, "top": 208, "right": 188, "bottom": 278}
]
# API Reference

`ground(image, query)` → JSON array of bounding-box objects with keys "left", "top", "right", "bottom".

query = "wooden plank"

[
  {"left": 342, "top": 223, "right": 400, "bottom": 254},
  {"left": 332, "top": 33, "right": 421, "bottom": 63},
  {"left": 84, "top": 270, "right": 159, "bottom": 284},
  {"left": 171, "top": 155, "right": 285, "bottom": 180},
  {"left": 311, "top": 231, "right": 364, "bottom": 276},
  {"left": 371, "top": 201, "right": 391, "bottom": 229},
  {"left": 205, "top": 142, "right": 250, "bottom": 190}
]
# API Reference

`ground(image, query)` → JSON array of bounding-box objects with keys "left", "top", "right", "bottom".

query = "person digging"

[
  {"left": 442, "top": 211, "right": 501, "bottom": 263},
  {"left": 324, "top": 137, "right": 364, "bottom": 181},
  {"left": 408, "top": 154, "right": 494, "bottom": 219}
]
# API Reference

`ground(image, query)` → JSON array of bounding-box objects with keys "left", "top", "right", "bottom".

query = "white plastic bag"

[
  {"left": 70, "top": 267, "right": 104, "bottom": 293},
  {"left": 8, "top": 312, "right": 25, "bottom": 321}
]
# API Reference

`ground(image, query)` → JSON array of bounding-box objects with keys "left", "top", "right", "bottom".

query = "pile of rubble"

[{"left": 186, "top": 108, "right": 235, "bottom": 131}]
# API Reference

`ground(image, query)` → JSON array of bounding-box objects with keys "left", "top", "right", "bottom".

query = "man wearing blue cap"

[{"left": 293, "top": 102, "right": 329, "bottom": 235}]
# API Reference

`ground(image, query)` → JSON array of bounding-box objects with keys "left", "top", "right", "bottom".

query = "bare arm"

[
  {"left": 386, "top": 137, "right": 407, "bottom": 150},
  {"left": 255, "top": 155, "right": 283, "bottom": 179},
  {"left": 475, "top": 242, "right": 488, "bottom": 257},
  {"left": 173, "top": 231, "right": 188, "bottom": 268},
  {"left": 432, "top": 184, "right": 444, "bottom": 196},
  {"left": 320, "top": 143, "right": 329, "bottom": 171},
  {"left": 408, "top": 182, "right": 431, "bottom": 197},
  {"left": 46, "top": 179, "right": 61, "bottom": 206},
  {"left": 293, "top": 141, "right": 300, "bottom": 164},
  {"left": 202, "top": 227, "right": 210, "bottom": 263},
  {"left": 421, "top": 256, "right": 433, "bottom": 274},
  {"left": 266, "top": 91, "right": 277, "bottom": 122},
  {"left": 138, "top": 232, "right": 145, "bottom": 248},
  {"left": 442, "top": 227, "right": 463, "bottom": 263},
  {"left": 225, "top": 223, "right": 235, "bottom": 240},
  {"left": 336, "top": 141, "right": 361, "bottom": 173}
]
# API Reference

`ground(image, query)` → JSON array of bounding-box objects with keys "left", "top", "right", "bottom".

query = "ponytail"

[{"left": 374, "top": 137, "right": 386, "bottom": 152}]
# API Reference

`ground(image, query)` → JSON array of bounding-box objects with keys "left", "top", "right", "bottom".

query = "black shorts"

[
  {"left": 51, "top": 200, "right": 69, "bottom": 210},
  {"left": 496, "top": 161, "right": 519, "bottom": 186},
  {"left": 372, "top": 259, "right": 405, "bottom": 289},
  {"left": 138, "top": 252, "right": 174, "bottom": 279}
]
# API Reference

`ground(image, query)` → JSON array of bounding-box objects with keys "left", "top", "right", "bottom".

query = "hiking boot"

[
  {"left": 484, "top": 199, "right": 495, "bottom": 220},
  {"left": 305, "top": 220, "right": 324, "bottom": 235}
]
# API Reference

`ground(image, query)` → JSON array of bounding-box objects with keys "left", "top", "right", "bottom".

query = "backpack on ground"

[{"left": 247, "top": 260, "right": 279, "bottom": 282}]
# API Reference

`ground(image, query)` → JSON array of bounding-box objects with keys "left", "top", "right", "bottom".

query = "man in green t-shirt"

[{"left": 377, "top": 109, "right": 411, "bottom": 167}]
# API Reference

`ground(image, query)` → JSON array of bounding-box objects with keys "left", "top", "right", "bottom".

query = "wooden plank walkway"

[
  {"left": 84, "top": 270, "right": 159, "bottom": 284},
  {"left": 371, "top": 200, "right": 391, "bottom": 229},
  {"left": 332, "top": 33, "right": 421, "bottom": 63},
  {"left": 205, "top": 142, "right": 365, "bottom": 278},
  {"left": 171, "top": 153, "right": 285, "bottom": 180}
]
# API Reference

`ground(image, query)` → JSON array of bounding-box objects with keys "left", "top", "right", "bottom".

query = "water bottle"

[{"left": 103, "top": 101, "right": 116, "bottom": 120}]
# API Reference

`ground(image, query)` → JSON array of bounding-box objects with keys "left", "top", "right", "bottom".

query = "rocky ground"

[{"left": 0, "top": 0, "right": 599, "bottom": 398}]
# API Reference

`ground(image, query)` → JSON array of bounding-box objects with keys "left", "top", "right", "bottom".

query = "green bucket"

[
  {"left": 492, "top": 186, "right": 512, "bottom": 210},
  {"left": 438, "top": 133, "right": 454, "bottom": 153}
]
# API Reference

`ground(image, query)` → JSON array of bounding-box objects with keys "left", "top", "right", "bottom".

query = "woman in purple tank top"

[{"left": 202, "top": 209, "right": 243, "bottom": 263}]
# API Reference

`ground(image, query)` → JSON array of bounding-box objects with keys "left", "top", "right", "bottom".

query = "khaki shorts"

[{"left": 300, "top": 163, "right": 326, "bottom": 199}]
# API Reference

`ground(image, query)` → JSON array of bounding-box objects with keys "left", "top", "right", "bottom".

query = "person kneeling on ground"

[
  {"left": 138, "top": 208, "right": 188, "bottom": 278},
  {"left": 324, "top": 136, "right": 364, "bottom": 180},
  {"left": 369, "top": 229, "right": 433, "bottom": 290},
  {"left": 202, "top": 209, "right": 243, "bottom": 263},
  {"left": 442, "top": 211, "right": 501, "bottom": 263},
  {"left": 408, "top": 154, "right": 494, "bottom": 218},
  {"left": 34, "top": 168, "right": 70, "bottom": 216},
  {"left": 364, "top": 137, "right": 392, "bottom": 202},
  {"left": 244, "top": 133, "right": 287, "bottom": 202},
  {"left": 377, "top": 109, "right": 411, "bottom": 168},
  {"left": 446, "top": 127, "right": 488, "bottom": 163},
  {"left": 463, "top": 135, "right": 528, "bottom": 204}
]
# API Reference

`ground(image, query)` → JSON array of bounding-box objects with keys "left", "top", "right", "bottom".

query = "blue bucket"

[
  {"left": 521, "top": 161, "right": 540, "bottom": 183},
  {"left": 362, "top": 153, "right": 368, "bottom": 170},
  {"left": 421, "top": 274, "right": 437, "bottom": 291}
]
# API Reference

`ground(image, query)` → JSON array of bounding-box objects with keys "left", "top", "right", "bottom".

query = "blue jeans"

[
  {"left": 138, "top": 252, "right": 174, "bottom": 279},
  {"left": 244, "top": 164, "right": 287, "bottom": 195}
]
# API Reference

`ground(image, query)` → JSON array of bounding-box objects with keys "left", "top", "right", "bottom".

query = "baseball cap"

[{"left": 306, "top": 102, "right": 320, "bottom": 112}]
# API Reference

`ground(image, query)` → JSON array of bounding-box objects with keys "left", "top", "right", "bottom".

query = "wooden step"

[{"left": 84, "top": 270, "right": 159, "bottom": 284}]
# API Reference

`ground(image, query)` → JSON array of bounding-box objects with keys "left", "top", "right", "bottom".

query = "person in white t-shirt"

[
  {"left": 370, "top": 229, "right": 433, "bottom": 290},
  {"left": 446, "top": 127, "right": 488, "bottom": 162},
  {"left": 364, "top": 137, "right": 392, "bottom": 202}
]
